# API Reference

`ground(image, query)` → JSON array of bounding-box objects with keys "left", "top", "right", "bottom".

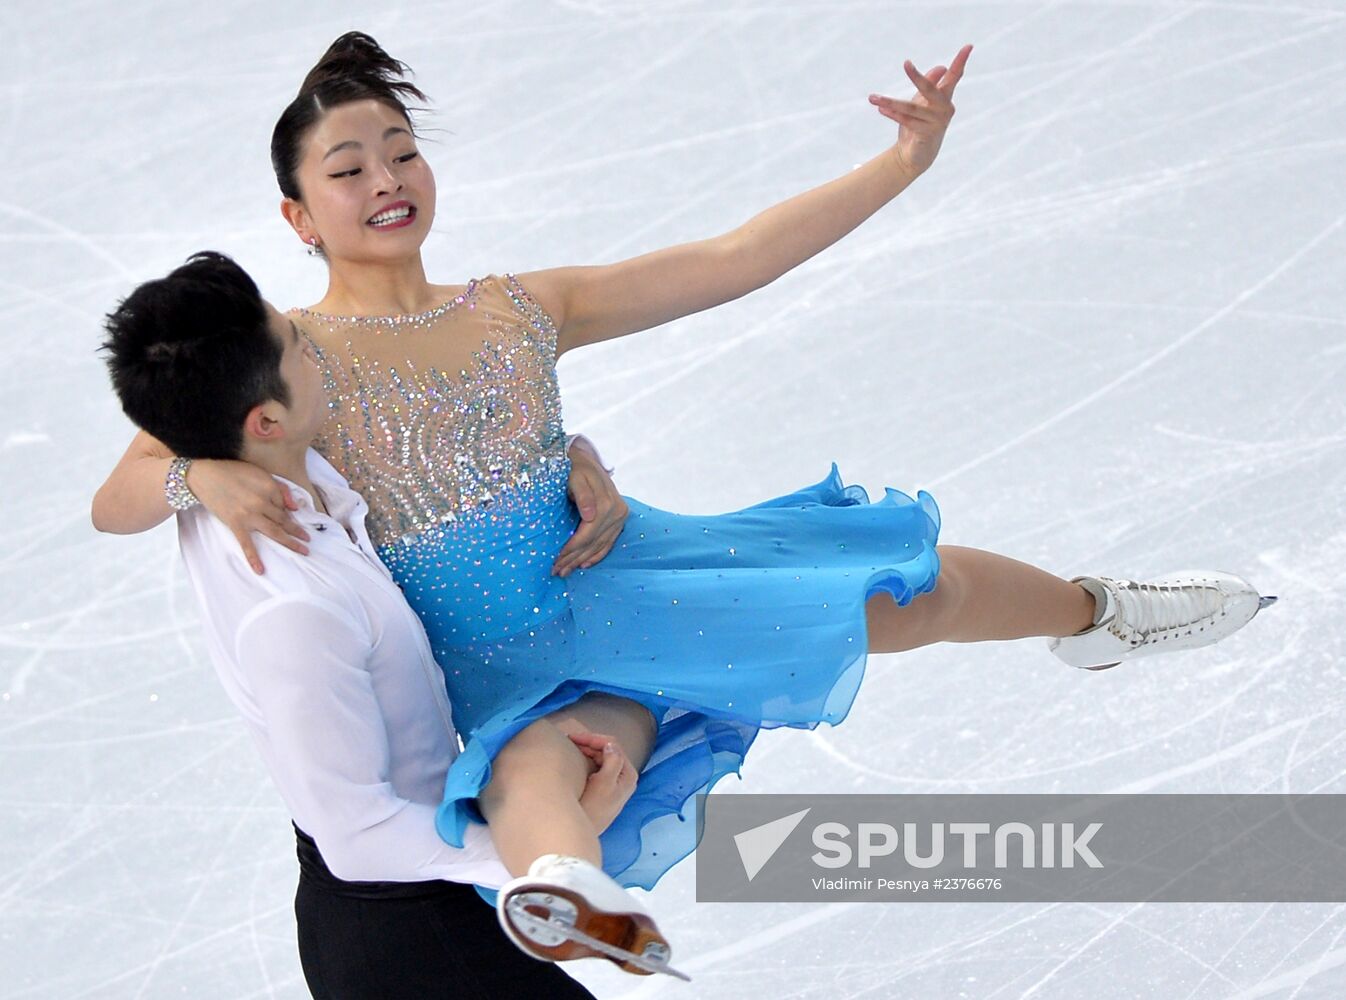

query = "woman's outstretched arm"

[{"left": 524, "top": 44, "right": 972, "bottom": 356}]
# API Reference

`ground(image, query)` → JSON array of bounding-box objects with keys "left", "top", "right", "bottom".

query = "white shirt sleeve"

[{"left": 233, "top": 594, "right": 511, "bottom": 888}]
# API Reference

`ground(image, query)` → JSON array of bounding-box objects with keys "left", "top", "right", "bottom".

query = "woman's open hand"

[
  {"left": 189, "top": 459, "right": 311, "bottom": 574},
  {"left": 869, "top": 43, "right": 973, "bottom": 177}
]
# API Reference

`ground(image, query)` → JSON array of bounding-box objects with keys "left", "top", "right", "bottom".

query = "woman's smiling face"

[{"left": 286, "top": 99, "right": 436, "bottom": 264}]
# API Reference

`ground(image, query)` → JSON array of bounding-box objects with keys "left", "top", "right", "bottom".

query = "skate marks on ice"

[{"left": 5, "top": 0, "right": 1346, "bottom": 998}]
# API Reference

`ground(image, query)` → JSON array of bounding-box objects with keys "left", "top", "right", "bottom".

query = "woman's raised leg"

[{"left": 865, "top": 544, "right": 1097, "bottom": 654}]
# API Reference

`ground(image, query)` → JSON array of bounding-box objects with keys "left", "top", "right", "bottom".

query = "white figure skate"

[
  {"left": 497, "top": 854, "right": 690, "bottom": 981},
  {"left": 1049, "top": 570, "right": 1277, "bottom": 670}
]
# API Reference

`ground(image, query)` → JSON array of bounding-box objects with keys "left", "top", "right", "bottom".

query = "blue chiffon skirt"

[{"left": 378, "top": 463, "right": 941, "bottom": 900}]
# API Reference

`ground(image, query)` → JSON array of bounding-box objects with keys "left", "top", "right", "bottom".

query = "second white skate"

[
  {"left": 1049, "top": 570, "right": 1277, "bottom": 671},
  {"left": 496, "top": 854, "right": 691, "bottom": 981}
]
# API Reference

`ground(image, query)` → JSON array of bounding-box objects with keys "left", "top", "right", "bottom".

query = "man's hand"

[
  {"left": 568, "top": 731, "right": 639, "bottom": 834},
  {"left": 555, "top": 437, "right": 628, "bottom": 578}
]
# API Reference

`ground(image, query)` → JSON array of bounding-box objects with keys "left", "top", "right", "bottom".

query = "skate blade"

[
  {"left": 503, "top": 892, "right": 692, "bottom": 981},
  {"left": 1257, "top": 595, "right": 1278, "bottom": 612}
]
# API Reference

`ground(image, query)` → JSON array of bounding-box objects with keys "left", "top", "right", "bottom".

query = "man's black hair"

[{"left": 101, "top": 251, "right": 289, "bottom": 459}]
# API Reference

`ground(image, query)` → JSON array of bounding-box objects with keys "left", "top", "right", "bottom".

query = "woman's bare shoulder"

[{"left": 500, "top": 268, "right": 574, "bottom": 331}]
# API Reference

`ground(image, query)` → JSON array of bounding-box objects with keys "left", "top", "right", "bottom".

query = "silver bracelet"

[{"left": 164, "top": 457, "right": 201, "bottom": 511}]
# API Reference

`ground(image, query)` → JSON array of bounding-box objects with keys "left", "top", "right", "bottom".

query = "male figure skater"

[{"left": 99, "top": 251, "right": 632, "bottom": 999}]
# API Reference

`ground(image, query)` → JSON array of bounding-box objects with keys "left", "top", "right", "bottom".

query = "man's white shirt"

[{"left": 176, "top": 448, "right": 510, "bottom": 888}]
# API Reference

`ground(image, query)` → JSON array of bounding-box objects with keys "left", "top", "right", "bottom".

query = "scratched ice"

[{"left": 3, "top": 1, "right": 1345, "bottom": 997}]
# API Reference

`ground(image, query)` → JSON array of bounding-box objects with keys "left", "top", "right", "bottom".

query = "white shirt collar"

[{"left": 272, "top": 450, "right": 370, "bottom": 533}]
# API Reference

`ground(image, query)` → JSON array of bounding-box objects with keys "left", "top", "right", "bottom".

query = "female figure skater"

[{"left": 92, "top": 33, "right": 1274, "bottom": 979}]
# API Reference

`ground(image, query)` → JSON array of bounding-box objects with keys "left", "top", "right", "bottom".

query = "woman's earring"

[{"left": 306, "top": 237, "right": 322, "bottom": 257}]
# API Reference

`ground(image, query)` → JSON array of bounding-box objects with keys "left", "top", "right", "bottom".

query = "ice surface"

[{"left": 3, "top": 1, "right": 1345, "bottom": 996}]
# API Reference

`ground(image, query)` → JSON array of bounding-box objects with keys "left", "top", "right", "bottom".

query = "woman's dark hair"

[
  {"left": 101, "top": 252, "right": 290, "bottom": 461},
  {"left": 271, "top": 32, "right": 428, "bottom": 200}
]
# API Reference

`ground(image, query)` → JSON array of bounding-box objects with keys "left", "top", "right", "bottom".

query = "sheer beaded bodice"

[{"left": 290, "top": 272, "right": 568, "bottom": 551}]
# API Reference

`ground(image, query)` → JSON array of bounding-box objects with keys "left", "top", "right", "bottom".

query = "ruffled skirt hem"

[{"left": 434, "top": 464, "right": 942, "bottom": 893}]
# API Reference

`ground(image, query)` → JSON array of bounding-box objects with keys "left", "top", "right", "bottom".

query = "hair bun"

[{"left": 299, "top": 32, "right": 417, "bottom": 97}]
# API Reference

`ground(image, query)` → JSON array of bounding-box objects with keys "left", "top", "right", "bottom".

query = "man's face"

[{"left": 266, "top": 303, "right": 327, "bottom": 443}]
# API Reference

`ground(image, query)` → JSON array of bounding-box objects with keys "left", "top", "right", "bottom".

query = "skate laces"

[{"left": 1111, "top": 579, "right": 1222, "bottom": 640}]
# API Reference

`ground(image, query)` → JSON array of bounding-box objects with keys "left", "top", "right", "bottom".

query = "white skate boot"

[
  {"left": 497, "top": 854, "right": 690, "bottom": 981},
  {"left": 1048, "top": 571, "right": 1277, "bottom": 671}
]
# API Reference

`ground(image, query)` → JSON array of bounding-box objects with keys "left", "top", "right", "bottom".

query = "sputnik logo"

[{"left": 733, "top": 808, "right": 811, "bottom": 881}]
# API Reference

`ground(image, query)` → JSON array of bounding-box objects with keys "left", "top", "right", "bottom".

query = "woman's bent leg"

[
  {"left": 866, "top": 544, "right": 1098, "bottom": 654},
  {"left": 546, "top": 692, "right": 658, "bottom": 771},
  {"left": 477, "top": 718, "right": 600, "bottom": 876},
  {"left": 478, "top": 694, "right": 658, "bottom": 878}
]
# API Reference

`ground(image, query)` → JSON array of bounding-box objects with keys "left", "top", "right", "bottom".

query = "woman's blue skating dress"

[{"left": 295, "top": 273, "right": 941, "bottom": 896}]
